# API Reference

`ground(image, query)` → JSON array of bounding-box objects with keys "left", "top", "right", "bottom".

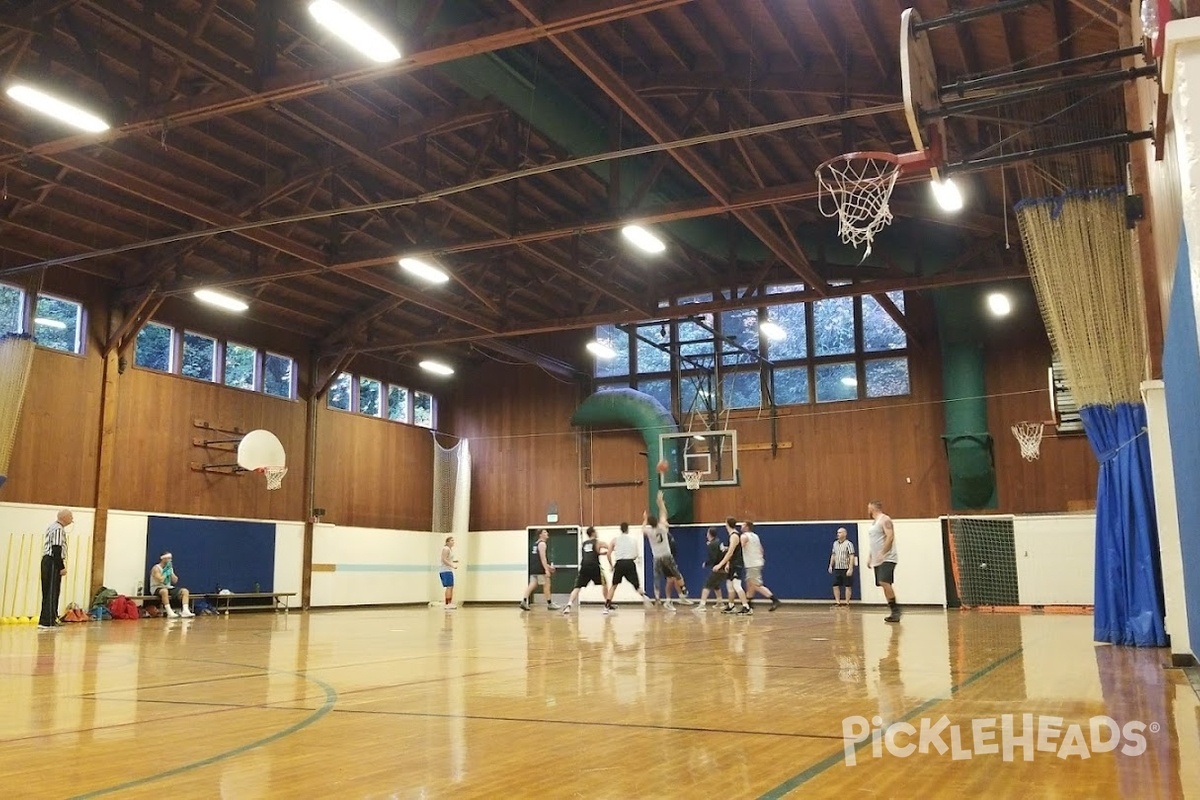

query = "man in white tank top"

[
  {"left": 606, "top": 522, "right": 651, "bottom": 611},
  {"left": 867, "top": 500, "right": 900, "bottom": 623},
  {"left": 740, "top": 522, "right": 781, "bottom": 612}
]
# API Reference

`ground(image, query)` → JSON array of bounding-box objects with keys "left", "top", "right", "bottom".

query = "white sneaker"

[
  {"left": 560, "top": 604, "right": 571, "bottom": 615},
  {"left": 180, "top": 608, "right": 195, "bottom": 618},
  {"left": 164, "top": 606, "right": 178, "bottom": 618},
  {"left": 664, "top": 602, "right": 676, "bottom": 612},
  {"left": 677, "top": 597, "right": 696, "bottom": 606},
  {"left": 444, "top": 604, "right": 457, "bottom": 610},
  {"left": 547, "top": 602, "right": 561, "bottom": 610}
]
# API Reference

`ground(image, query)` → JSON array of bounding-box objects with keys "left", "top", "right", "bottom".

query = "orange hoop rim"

[{"left": 816, "top": 149, "right": 934, "bottom": 175}]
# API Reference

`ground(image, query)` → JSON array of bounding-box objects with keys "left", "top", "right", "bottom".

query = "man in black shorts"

[
  {"left": 714, "top": 517, "right": 750, "bottom": 615},
  {"left": 606, "top": 522, "right": 651, "bottom": 612},
  {"left": 520, "top": 529, "right": 559, "bottom": 611},
  {"left": 562, "top": 527, "right": 609, "bottom": 615},
  {"left": 828, "top": 527, "right": 856, "bottom": 607},
  {"left": 693, "top": 527, "right": 727, "bottom": 611}
]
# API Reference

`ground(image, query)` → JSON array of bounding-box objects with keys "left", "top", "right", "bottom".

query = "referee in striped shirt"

[
  {"left": 828, "top": 527, "right": 855, "bottom": 607},
  {"left": 38, "top": 509, "right": 72, "bottom": 630}
]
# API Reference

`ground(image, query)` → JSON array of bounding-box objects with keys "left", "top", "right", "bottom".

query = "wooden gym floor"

[{"left": 1, "top": 606, "right": 1197, "bottom": 799}]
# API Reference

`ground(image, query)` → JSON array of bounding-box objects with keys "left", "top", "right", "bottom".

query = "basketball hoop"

[
  {"left": 681, "top": 470, "right": 702, "bottom": 491},
  {"left": 816, "top": 152, "right": 902, "bottom": 257},
  {"left": 258, "top": 466, "right": 288, "bottom": 490},
  {"left": 1011, "top": 422, "right": 1044, "bottom": 461}
]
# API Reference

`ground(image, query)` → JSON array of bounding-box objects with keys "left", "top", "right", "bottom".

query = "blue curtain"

[{"left": 1082, "top": 402, "right": 1166, "bottom": 647}]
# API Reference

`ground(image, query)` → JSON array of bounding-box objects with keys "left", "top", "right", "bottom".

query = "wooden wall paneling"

[
  {"left": 3, "top": 347, "right": 104, "bottom": 507},
  {"left": 314, "top": 405, "right": 434, "bottom": 530},
  {"left": 985, "top": 335, "right": 1098, "bottom": 513},
  {"left": 110, "top": 369, "right": 307, "bottom": 519}
]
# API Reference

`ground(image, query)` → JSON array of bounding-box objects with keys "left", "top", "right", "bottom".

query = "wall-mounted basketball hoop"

[{"left": 190, "top": 421, "right": 287, "bottom": 490}]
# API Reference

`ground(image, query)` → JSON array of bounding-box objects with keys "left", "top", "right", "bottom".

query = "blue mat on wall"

[
  {"left": 644, "top": 522, "right": 861, "bottom": 600},
  {"left": 146, "top": 516, "right": 275, "bottom": 594}
]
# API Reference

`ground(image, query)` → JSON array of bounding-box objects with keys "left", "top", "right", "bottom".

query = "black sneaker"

[
  {"left": 884, "top": 613, "right": 900, "bottom": 623},
  {"left": 769, "top": 597, "right": 781, "bottom": 612},
  {"left": 736, "top": 606, "right": 753, "bottom": 615}
]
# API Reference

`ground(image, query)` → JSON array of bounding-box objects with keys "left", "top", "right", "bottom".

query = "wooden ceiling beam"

[
  {"left": 0, "top": 0, "right": 695, "bottom": 167},
  {"left": 364, "top": 263, "right": 1029, "bottom": 350},
  {"left": 506, "top": 1, "right": 826, "bottom": 294}
]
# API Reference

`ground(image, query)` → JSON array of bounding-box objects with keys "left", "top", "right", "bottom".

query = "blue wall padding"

[
  {"left": 643, "top": 522, "right": 860, "bottom": 600},
  {"left": 146, "top": 516, "right": 275, "bottom": 593},
  {"left": 1163, "top": 228, "right": 1200, "bottom": 654}
]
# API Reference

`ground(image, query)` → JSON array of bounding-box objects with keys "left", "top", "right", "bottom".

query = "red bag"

[{"left": 107, "top": 596, "right": 139, "bottom": 620}]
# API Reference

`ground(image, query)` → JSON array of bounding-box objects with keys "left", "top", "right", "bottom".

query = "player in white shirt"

[
  {"left": 867, "top": 500, "right": 900, "bottom": 623},
  {"left": 644, "top": 490, "right": 693, "bottom": 610},
  {"left": 606, "top": 522, "right": 651, "bottom": 612},
  {"left": 740, "top": 521, "right": 781, "bottom": 612}
]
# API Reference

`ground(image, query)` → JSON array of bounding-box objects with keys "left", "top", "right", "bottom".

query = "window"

[
  {"left": 815, "top": 362, "right": 859, "bottom": 403},
  {"left": 637, "top": 378, "right": 671, "bottom": 411},
  {"left": 33, "top": 294, "right": 82, "bottom": 353},
  {"left": 181, "top": 331, "right": 217, "bottom": 381},
  {"left": 773, "top": 366, "right": 810, "bottom": 405},
  {"left": 812, "top": 297, "right": 855, "bottom": 357},
  {"left": 359, "top": 377, "right": 383, "bottom": 417},
  {"left": 135, "top": 322, "right": 174, "bottom": 372},
  {"left": 765, "top": 300, "right": 808, "bottom": 361},
  {"left": 593, "top": 324, "right": 630, "bottom": 378},
  {"left": 387, "top": 385, "right": 410, "bottom": 422},
  {"left": 223, "top": 342, "right": 257, "bottom": 390},
  {"left": 862, "top": 292, "right": 907, "bottom": 352},
  {"left": 328, "top": 372, "right": 352, "bottom": 411},
  {"left": 679, "top": 376, "right": 713, "bottom": 415},
  {"left": 636, "top": 324, "right": 670, "bottom": 374},
  {"left": 1, "top": 283, "right": 23, "bottom": 334},
  {"left": 865, "top": 357, "right": 911, "bottom": 398},
  {"left": 413, "top": 391, "right": 435, "bottom": 428},
  {"left": 720, "top": 306, "right": 758, "bottom": 363},
  {"left": 263, "top": 353, "right": 294, "bottom": 399},
  {"left": 722, "top": 370, "right": 761, "bottom": 410}
]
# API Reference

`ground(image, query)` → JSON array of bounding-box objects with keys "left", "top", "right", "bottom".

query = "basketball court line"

[
  {"left": 755, "top": 646, "right": 1026, "bottom": 800},
  {"left": 68, "top": 658, "right": 339, "bottom": 800},
  {"left": 293, "top": 704, "right": 853, "bottom": 743},
  {"left": 1, "top": 704, "right": 247, "bottom": 746}
]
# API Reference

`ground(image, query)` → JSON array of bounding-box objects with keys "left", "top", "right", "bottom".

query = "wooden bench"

[{"left": 132, "top": 591, "right": 297, "bottom": 616}]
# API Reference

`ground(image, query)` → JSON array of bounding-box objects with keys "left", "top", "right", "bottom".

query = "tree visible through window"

[
  {"left": 0, "top": 283, "right": 22, "bottom": 334},
  {"left": 593, "top": 323, "right": 630, "bottom": 378},
  {"left": 328, "top": 373, "right": 352, "bottom": 411},
  {"left": 182, "top": 332, "right": 217, "bottom": 381},
  {"left": 359, "top": 377, "right": 383, "bottom": 416},
  {"left": 413, "top": 391, "right": 434, "bottom": 427},
  {"left": 33, "top": 295, "right": 82, "bottom": 353},
  {"left": 135, "top": 322, "right": 173, "bottom": 372},
  {"left": 263, "top": 353, "right": 294, "bottom": 398},
  {"left": 387, "top": 385, "right": 409, "bottom": 421},
  {"left": 224, "top": 343, "right": 256, "bottom": 389},
  {"left": 862, "top": 292, "right": 907, "bottom": 352}
]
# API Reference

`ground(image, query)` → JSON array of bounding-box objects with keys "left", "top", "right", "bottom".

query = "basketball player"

[
  {"left": 741, "top": 521, "right": 781, "bottom": 611},
  {"left": 714, "top": 517, "right": 750, "bottom": 615},
  {"left": 561, "top": 527, "right": 609, "bottom": 614},
  {"left": 867, "top": 500, "right": 900, "bottom": 622},
  {"left": 606, "top": 522, "right": 651, "bottom": 611},
  {"left": 645, "top": 490, "right": 692, "bottom": 610},
  {"left": 150, "top": 551, "right": 193, "bottom": 618},
  {"left": 693, "top": 527, "right": 727, "bottom": 611},
  {"left": 520, "top": 529, "right": 559, "bottom": 611},
  {"left": 828, "top": 527, "right": 856, "bottom": 607},
  {"left": 438, "top": 535, "right": 457, "bottom": 610}
]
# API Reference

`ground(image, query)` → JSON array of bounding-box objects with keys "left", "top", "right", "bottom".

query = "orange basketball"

[{"left": 656, "top": 459, "right": 669, "bottom": 474}]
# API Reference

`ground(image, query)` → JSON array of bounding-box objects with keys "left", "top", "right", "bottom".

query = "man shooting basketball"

[
  {"left": 645, "top": 490, "right": 692, "bottom": 610},
  {"left": 520, "top": 529, "right": 558, "bottom": 611},
  {"left": 867, "top": 501, "right": 900, "bottom": 623}
]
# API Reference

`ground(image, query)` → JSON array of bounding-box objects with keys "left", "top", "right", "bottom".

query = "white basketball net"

[
  {"left": 681, "top": 470, "right": 702, "bottom": 491},
  {"left": 816, "top": 154, "right": 901, "bottom": 257},
  {"left": 1011, "top": 422, "right": 1044, "bottom": 461},
  {"left": 260, "top": 466, "right": 288, "bottom": 490}
]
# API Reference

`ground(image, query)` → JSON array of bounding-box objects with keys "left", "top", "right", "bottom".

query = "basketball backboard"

[
  {"left": 900, "top": 7, "right": 945, "bottom": 181},
  {"left": 658, "top": 429, "right": 739, "bottom": 488},
  {"left": 237, "top": 429, "right": 286, "bottom": 470}
]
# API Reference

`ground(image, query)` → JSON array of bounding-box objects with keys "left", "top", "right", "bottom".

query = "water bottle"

[
  {"left": 254, "top": 582, "right": 260, "bottom": 593},
  {"left": 136, "top": 580, "right": 143, "bottom": 596}
]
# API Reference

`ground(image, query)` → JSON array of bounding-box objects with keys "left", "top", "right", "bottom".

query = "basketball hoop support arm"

[{"left": 913, "top": 0, "right": 1041, "bottom": 32}]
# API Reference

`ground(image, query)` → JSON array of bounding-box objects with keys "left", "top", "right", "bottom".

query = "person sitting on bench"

[{"left": 150, "top": 552, "right": 193, "bottom": 618}]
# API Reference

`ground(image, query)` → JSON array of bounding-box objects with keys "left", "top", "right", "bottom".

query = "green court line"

[
  {"left": 70, "top": 665, "right": 338, "bottom": 799},
  {"left": 757, "top": 646, "right": 1025, "bottom": 800}
]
